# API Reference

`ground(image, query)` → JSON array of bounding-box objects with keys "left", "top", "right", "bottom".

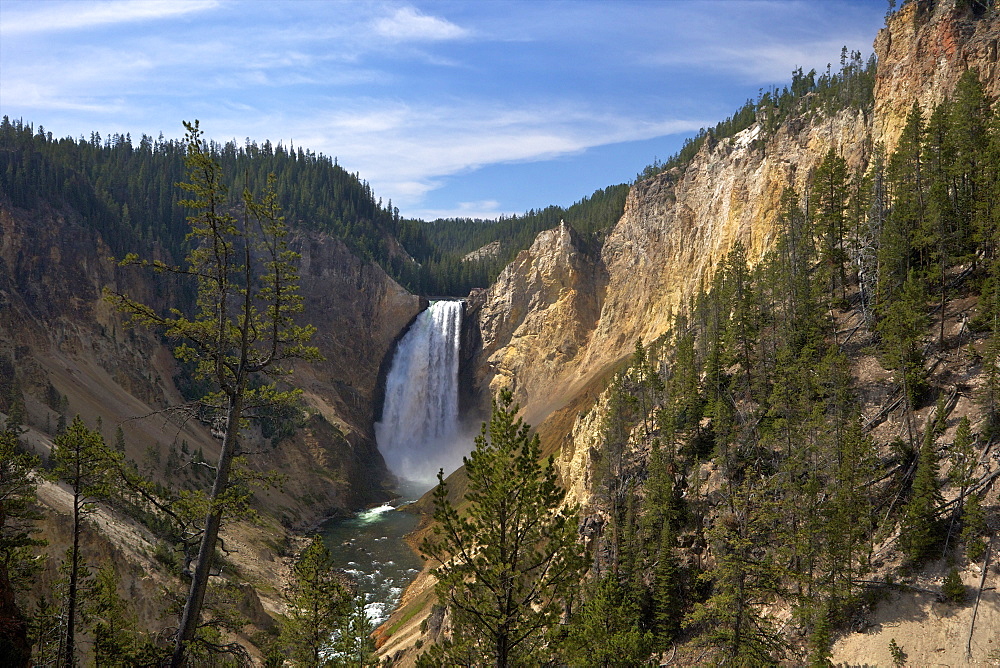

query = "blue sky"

[{"left": 0, "top": 0, "right": 885, "bottom": 221}]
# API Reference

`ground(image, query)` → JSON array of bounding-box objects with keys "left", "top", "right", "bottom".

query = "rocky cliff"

[
  {"left": 474, "top": 107, "right": 871, "bottom": 426},
  {"left": 474, "top": 222, "right": 606, "bottom": 424},
  {"left": 0, "top": 200, "right": 422, "bottom": 521},
  {"left": 874, "top": 0, "right": 1000, "bottom": 152},
  {"left": 450, "top": 5, "right": 1000, "bottom": 664},
  {"left": 472, "top": 0, "right": 999, "bottom": 433}
]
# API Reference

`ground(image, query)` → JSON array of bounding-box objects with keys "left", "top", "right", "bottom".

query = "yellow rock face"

[
  {"left": 476, "top": 107, "right": 868, "bottom": 428},
  {"left": 474, "top": 0, "right": 999, "bottom": 437},
  {"left": 874, "top": 1, "right": 1000, "bottom": 154}
]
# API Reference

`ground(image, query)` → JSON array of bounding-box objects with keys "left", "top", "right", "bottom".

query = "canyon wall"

[
  {"left": 0, "top": 201, "right": 422, "bottom": 522},
  {"left": 472, "top": 0, "right": 999, "bottom": 433},
  {"left": 874, "top": 0, "right": 1000, "bottom": 152}
]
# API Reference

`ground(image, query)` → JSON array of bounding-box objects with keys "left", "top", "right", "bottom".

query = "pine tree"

[
  {"left": 807, "top": 601, "right": 833, "bottom": 668},
  {"left": 811, "top": 148, "right": 850, "bottom": 303},
  {"left": 960, "top": 492, "right": 987, "bottom": 562},
  {"left": 924, "top": 100, "right": 957, "bottom": 346},
  {"left": 598, "top": 374, "right": 638, "bottom": 574},
  {"left": 88, "top": 563, "right": 158, "bottom": 667},
  {"left": 879, "top": 103, "right": 926, "bottom": 309},
  {"left": 877, "top": 271, "right": 929, "bottom": 425},
  {"left": 687, "top": 481, "right": 785, "bottom": 666},
  {"left": 332, "top": 594, "right": 378, "bottom": 667},
  {"left": 50, "top": 415, "right": 120, "bottom": 668},
  {"left": 651, "top": 521, "right": 682, "bottom": 649},
  {"left": 420, "top": 390, "right": 588, "bottom": 667},
  {"left": 281, "top": 536, "right": 350, "bottom": 667},
  {"left": 945, "top": 416, "right": 977, "bottom": 553},
  {"left": 106, "top": 121, "right": 322, "bottom": 666},
  {"left": 899, "top": 425, "right": 943, "bottom": 564},
  {"left": 949, "top": 69, "right": 992, "bottom": 260},
  {"left": 557, "top": 574, "right": 652, "bottom": 667},
  {"left": 0, "top": 426, "right": 41, "bottom": 666}
]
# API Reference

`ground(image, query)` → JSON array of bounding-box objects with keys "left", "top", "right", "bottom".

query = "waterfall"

[{"left": 376, "top": 300, "right": 465, "bottom": 484}]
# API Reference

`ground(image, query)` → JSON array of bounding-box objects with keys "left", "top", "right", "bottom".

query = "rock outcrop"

[
  {"left": 474, "top": 109, "right": 869, "bottom": 426},
  {"left": 461, "top": 240, "right": 502, "bottom": 263},
  {"left": 473, "top": 222, "right": 605, "bottom": 424},
  {"left": 874, "top": 0, "right": 1000, "bottom": 152}
]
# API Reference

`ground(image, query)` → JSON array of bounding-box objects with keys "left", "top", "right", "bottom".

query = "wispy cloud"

[
  {"left": 0, "top": 0, "right": 886, "bottom": 216},
  {"left": 236, "top": 101, "right": 708, "bottom": 211},
  {"left": 0, "top": 0, "right": 219, "bottom": 35},
  {"left": 635, "top": 1, "right": 877, "bottom": 84},
  {"left": 412, "top": 200, "right": 505, "bottom": 221},
  {"left": 373, "top": 6, "right": 469, "bottom": 42}
]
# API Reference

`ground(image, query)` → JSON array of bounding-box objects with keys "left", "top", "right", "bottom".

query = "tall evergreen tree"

[
  {"left": 557, "top": 574, "right": 652, "bottom": 667},
  {"left": 0, "top": 425, "right": 41, "bottom": 666},
  {"left": 879, "top": 103, "right": 926, "bottom": 308},
  {"left": 106, "top": 121, "right": 321, "bottom": 666},
  {"left": 899, "top": 425, "right": 944, "bottom": 564},
  {"left": 281, "top": 536, "right": 350, "bottom": 667},
  {"left": 877, "top": 271, "right": 929, "bottom": 428},
  {"left": 688, "top": 481, "right": 785, "bottom": 667},
  {"left": 420, "top": 390, "right": 588, "bottom": 667},
  {"left": 811, "top": 148, "right": 850, "bottom": 303},
  {"left": 50, "top": 416, "right": 120, "bottom": 668},
  {"left": 332, "top": 595, "right": 378, "bottom": 668}
]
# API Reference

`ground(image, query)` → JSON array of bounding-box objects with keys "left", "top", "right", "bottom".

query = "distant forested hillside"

[
  {"left": 394, "top": 184, "right": 630, "bottom": 295},
  {"left": 0, "top": 117, "right": 403, "bottom": 270},
  {"left": 0, "top": 117, "right": 630, "bottom": 297}
]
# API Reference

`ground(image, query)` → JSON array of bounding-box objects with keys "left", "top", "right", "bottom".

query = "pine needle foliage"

[
  {"left": 105, "top": 120, "right": 321, "bottom": 667},
  {"left": 420, "top": 390, "right": 588, "bottom": 667},
  {"left": 281, "top": 536, "right": 351, "bottom": 667}
]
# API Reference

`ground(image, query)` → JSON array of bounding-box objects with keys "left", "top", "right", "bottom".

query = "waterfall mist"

[{"left": 376, "top": 300, "right": 469, "bottom": 486}]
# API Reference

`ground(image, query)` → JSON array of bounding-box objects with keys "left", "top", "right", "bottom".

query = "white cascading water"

[{"left": 376, "top": 300, "right": 464, "bottom": 484}]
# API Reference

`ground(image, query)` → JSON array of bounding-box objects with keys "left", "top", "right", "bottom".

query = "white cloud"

[
  {"left": 0, "top": 0, "right": 219, "bottom": 35},
  {"left": 227, "top": 101, "right": 707, "bottom": 212},
  {"left": 0, "top": 0, "right": 886, "bottom": 217},
  {"left": 0, "top": 79, "right": 126, "bottom": 113},
  {"left": 636, "top": 1, "right": 878, "bottom": 84},
  {"left": 646, "top": 37, "right": 872, "bottom": 84},
  {"left": 373, "top": 6, "right": 469, "bottom": 42}
]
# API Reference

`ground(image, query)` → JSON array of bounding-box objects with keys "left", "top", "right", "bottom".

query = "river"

[{"left": 320, "top": 480, "right": 428, "bottom": 626}]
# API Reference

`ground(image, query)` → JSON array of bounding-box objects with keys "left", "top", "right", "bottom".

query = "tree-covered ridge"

[
  {"left": 395, "top": 49, "right": 878, "bottom": 296},
  {"left": 0, "top": 115, "right": 628, "bottom": 297},
  {"left": 394, "top": 184, "right": 629, "bottom": 296},
  {"left": 0, "top": 47, "right": 881, "bottom": 300},
  {"left": 638, "top": 48, "right": 877, "bottom": 182},
  {"left": 0, "top": 116, "right": 402, "bottom": 279}
]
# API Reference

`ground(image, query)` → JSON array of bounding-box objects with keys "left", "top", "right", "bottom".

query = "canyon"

[{"left": 2, "top": 0, "right": 999, "bottom": 664}]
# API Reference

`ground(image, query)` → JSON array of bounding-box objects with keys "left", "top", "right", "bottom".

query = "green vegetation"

[
  {"left": 0, "top": 419, "right": 41, "bottom": 664},
  {"left": 50, "top": 415, "right": 122, "bottom": 667},
  {"left": 394, "top": 184, "right": 629, "bottom": 295},
  {"left": 0, "top": 117, "right": 627, "bottom": 297},
  {"left": 638, "top": 48, "right": 876, "bottom": 181},
  {"left": 409, "top": 64, "right": 997, "bottom": 663},
  {"left": 0, "top": 117, "right": 399, "bottom": 272},
  {"left": 264, "top": 537, "right": 378, "bottom": 668},
  {"left": 522, "top": 65, "right": 996, "bottom": 665},
  {"left": 419, "top": 390, "right": 588, "bottom": 666},
  {"left": 104, "top": 120, "right": 322, "bottom": 666},
  {"left": 1, "top": 8, "right": 998, "bottom": 662}
]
